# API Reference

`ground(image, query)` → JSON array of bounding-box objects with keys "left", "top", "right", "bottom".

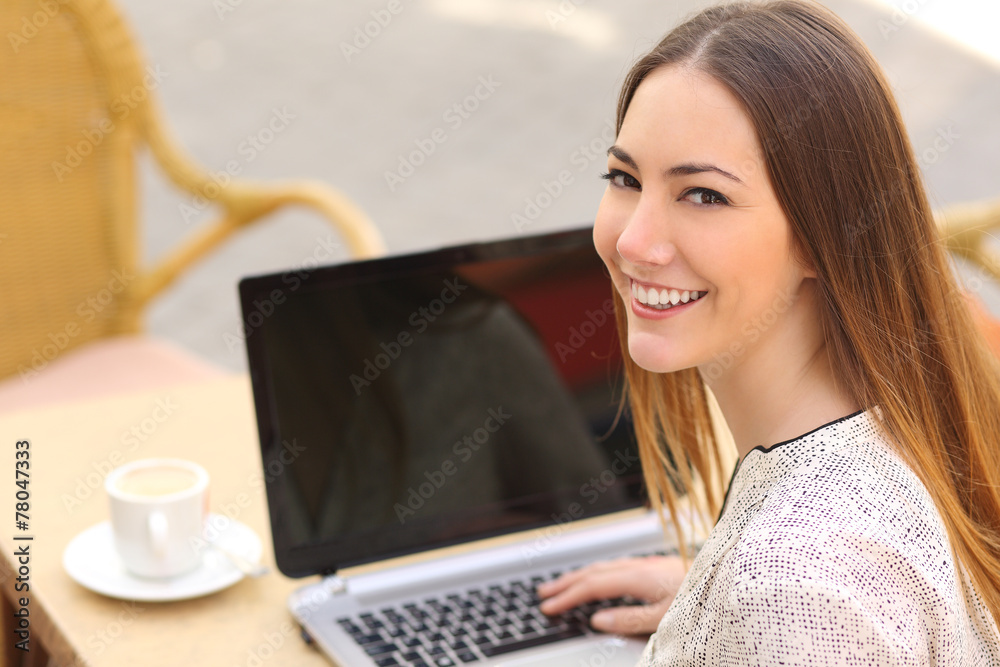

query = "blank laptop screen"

[{"left": 240, "top": 227, "right": 645, "bottom": 577}]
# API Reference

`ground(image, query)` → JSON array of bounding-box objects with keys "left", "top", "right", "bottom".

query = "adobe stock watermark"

[
  {"left": 520, "top": 447, "right": 639, "bottom": 565},
  {"left": 17, "top": 268, "right": 135, "bottom": 382},
  {"left": 958, "top": 252, "right": 999, "bottom": 300},
  {"left": 340, "top": 0, "right": 410, "bottom": 62},
  {"left": 847, "top": 121, "right": 960, "bottom": 242},
  {"left": 554, "top": 298, "right": 615, "bottom": 363},
  {"left": 513, "top": 118, "right": 616, "bottom": 233},
  {"left": 877, "top": 0, "right": 930, "bottom": 40},
  {"left": 394, "top": 407, "right": 512, "bottom": 524},
  {"left": 224, "top": 235, "right": 342, "bottom": 353},
  {"left": 578, "top": 638, "right": 627, "bottom": 667},
  {"left": 188, "top": 439, "right": 304, "bottom": 572},
  {"left": 85, "top": 602, "right": 144, "bottom": 659},
  {"left": 762, "top": 89, "right": 830, "bottom": 158},
  {"left": 384, "top": 75, "right": 502, "bottom": 192},
  {"left": 254, "top": 438, "right": 308, "bottom": 487},
  {"left": 349, "top": 277, "right": 468, "bottom": 394},
  {"left": 179, "top": 107, "right": 296, "bottom": 224},
  {"left": 234, "top": 621, "right": 299, "bottom": 667},
  {"left": 209, "top": 439, "right": 305, "bottom": 533},
  {"left": 545, "top": 0, "right": 590, "bottom": 28},
  {"left": 7, "top": 0, "right": 68, "bottom": 53},
  {"left": 213, "top": 0, "right": 245, "bottom": 21},
  {"left": 234, "top": 585, "right": 330, "bottom": 667},
  {"left": 61, "top": 397, "right": 180, "bottom": 512},
  {"left": 701, "top": 288, "right": 796, "bottom": 382},
  {"left": 915, "top": 122, "right": 960, "bottom": 169},
  {"left": 51, "top": 65, "right": 168, "bottom": 182}
]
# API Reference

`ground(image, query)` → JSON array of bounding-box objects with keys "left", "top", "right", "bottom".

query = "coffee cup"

[{"left": 105, "top": 458, "right": 209, "bottom": 578}]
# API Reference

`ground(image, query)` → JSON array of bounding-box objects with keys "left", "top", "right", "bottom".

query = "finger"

[
  {"left": 536, "top": 575, "right": 574, "bottom": 599},
  {"left": 537, "top": 562, "right": 613, "bottom": 597},
  {"left": 539, "top": 556, "right": 687, "bottom": 616},
  {"left": 590, "top": 601, "right": 672, "bottom": 636},
  {"left": 537, "top": 557, "right": 649, "bottom": 599},
  {"left": 539, "top": 567, "right": 664, "bottom": 615}
]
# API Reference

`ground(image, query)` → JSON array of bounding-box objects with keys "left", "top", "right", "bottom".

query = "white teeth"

[{"left": 632, "top": 281, "right": 706, "bottom": 309}]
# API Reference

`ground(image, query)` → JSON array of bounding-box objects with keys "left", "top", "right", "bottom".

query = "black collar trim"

[
  {"left": 715, "top": 408, "right": 867, "bottom": 524},
  {"left": 749, "top": 408, "right": 867, "bottom": 456}
]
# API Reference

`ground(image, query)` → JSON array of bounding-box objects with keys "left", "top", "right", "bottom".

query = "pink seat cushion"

[{"left": 0, "top": 336, "right": 228, "bottom": 414}]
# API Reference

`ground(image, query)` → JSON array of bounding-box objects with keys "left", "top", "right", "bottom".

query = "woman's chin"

[{"left": 627, "top": 336, "right": 688, "bottom": 374}]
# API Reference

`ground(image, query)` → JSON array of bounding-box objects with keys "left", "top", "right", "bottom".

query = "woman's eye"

[
  {"left": 601, "top": 170, "right": 640, "bottom": 190},
  {"left": 681, "top": 187, "right": 729, "bottom": 206}
]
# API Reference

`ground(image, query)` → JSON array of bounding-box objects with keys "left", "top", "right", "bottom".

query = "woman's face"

[{"left": 594, "top": 65, "right": 812, "bottom": 378}]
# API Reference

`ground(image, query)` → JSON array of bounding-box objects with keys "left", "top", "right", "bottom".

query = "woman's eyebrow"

[
  {"left": 607, "top": 145, "right": 745, "bottom": 186},
  {"left": 607, "top": 145, "right": 638, "bottom": 170},
  {"left": 668, "top": 163, "right": 745, "bottom": 185}
]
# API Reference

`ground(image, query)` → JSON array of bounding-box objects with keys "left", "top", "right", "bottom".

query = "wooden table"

[
  {"left": 0, "top": 373, "right": 737, "bottom": 667},
  {"left": 0, "top": 374, "right": 335, "bottom": 667}
]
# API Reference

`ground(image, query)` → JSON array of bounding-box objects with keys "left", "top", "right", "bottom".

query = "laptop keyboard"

[{"left": 336, "top": 571, "right": 642, "bottom": 666}]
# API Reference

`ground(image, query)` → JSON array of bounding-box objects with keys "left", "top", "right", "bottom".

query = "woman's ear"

[{"left": 792, "top": 242, "right": 818, "bottom": 279}]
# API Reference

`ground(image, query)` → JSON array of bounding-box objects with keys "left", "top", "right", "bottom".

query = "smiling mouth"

[{"left": 631, "top": 282, "right": 706, "bottom": 310}]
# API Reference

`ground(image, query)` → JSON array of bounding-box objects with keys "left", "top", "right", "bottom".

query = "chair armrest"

[
  {"left": 935, "top": 197, "right": 1000, "bottom": 284},
  {"left": 126, "top": 91, "right": 385, "bottom": 309},
  {"left": 132, "top": 180, "right": 386, "bottom": 309}
]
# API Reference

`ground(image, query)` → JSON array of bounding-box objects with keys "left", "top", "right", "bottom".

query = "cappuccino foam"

[{"left": 115, "top": 466, "right": 198, "bottom": 497}]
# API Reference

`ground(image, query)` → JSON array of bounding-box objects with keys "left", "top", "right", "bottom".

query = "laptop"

[{"left": 239, "top": 226, "right": 679, "bottom": 667}]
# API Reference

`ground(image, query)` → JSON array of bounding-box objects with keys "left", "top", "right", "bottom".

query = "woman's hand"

[{"left": 536, "top": 555, "right": 687, "bottom": 635}]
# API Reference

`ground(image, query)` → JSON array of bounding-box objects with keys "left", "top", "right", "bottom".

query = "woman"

[{"left": 538, "top": 1, "right": 1000, "bottom": 663}]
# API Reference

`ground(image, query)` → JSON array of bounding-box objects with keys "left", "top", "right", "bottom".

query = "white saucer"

[{"left": 63, "top": 514, "right": 263, "bottom": 602}]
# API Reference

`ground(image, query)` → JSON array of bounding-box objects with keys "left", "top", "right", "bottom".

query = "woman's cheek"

[{"left": 593, "top": 195, "right": 622, "bottom": 266}]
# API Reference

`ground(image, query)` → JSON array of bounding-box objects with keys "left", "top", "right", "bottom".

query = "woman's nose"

[{"left": 616, "top": 199, "right": 675, "bottom": 267}]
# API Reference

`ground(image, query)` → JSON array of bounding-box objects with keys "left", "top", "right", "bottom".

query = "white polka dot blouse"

[{"left": 640, "top": 409, "right": 1000, "bottom": 666}]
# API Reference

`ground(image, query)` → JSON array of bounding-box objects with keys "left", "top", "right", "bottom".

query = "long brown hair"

[{"left": 613, "top": 0, "right": 1000, "bottom": 625}]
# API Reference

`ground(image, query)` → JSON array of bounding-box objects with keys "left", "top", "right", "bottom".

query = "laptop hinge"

[
  {"left": 323, "top": 574, "right": 347, "bottom": 595},
  {"left": 288, "top": 574, "right": 348, "bottom": 617}
]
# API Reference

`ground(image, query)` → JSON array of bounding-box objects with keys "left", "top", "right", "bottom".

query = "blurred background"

[{"left": 49, "top": 0, "right": 1000, "bottom": 371}]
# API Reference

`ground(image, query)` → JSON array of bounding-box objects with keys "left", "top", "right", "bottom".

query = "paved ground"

[{"left": 113, "top": 0, "right": 1000, "bottom": 372}]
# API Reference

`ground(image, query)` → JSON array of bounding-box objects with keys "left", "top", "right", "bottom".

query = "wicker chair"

[
  {"left": 0, "top": 0, "right": 385, "bottom": 412},
  {"left": 935, "top": 199, "right": 1000, "bottom": 357}
]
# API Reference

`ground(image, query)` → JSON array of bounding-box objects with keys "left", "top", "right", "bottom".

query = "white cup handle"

[{"left": 148, "top": 511, "right": 169, "bottom": 556}]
